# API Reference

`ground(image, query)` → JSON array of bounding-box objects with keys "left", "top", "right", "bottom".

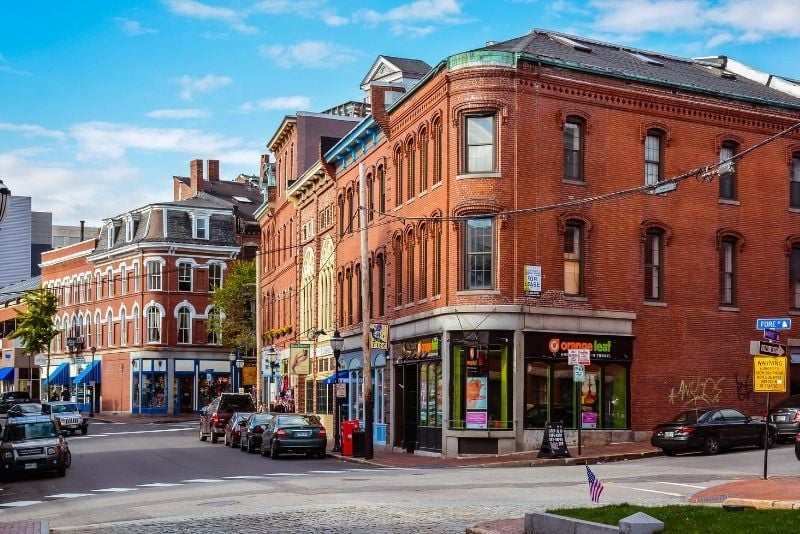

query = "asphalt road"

[{"left": 0, "top": 421, "right": 797, "bottom": 533}]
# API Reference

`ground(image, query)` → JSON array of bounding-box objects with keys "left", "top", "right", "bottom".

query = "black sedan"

[
  {"left": 240, "top": 412, "right": 275, "bottom": 453},
  {"left": 651, "top": 407, "right": 775, "bottom": 456},
  {"left": 261, "top": 414, "right": 327, "bottom": 459}
]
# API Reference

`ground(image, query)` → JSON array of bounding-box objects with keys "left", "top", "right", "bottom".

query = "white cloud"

[
  {"left": 590, "top": 0, "right": 706, "bottom": 33},
  {"left": 164, "top": 0, "right": 257, "bottom": 33},
  {"left": 147, "top": 108, "right": 210, "bottom": 119},
  {"left": 356, "top": 0, "right": 465, "bottom": 34},
  {"left": 69, "top": 121, "right": 242, "bottom": 161},
  {"left": 250, "top": 0, "right": 349, "bottom": 26},
  {"left": 0, "top": 54, "right": 31, "bottom": 76},
  {"left": 114, "top": 17, "right": 158, "bottom": 36},
  {"left": 0, "top": 122, "right": 65, "bottom": 140},
  {"left": 258, "top": 40, "right": 357, "bottom": 69},
  {"left": 175, "top": 74, "right": 232, "bottom": 100},
  {"left": 217, "top": 148, "right": 262, "bottom": 168},
  {"left": 241, "top": 96, "right": 312, "bottom": 111}
]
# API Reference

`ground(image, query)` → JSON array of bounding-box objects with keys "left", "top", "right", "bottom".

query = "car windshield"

[
  {"left": 6, "top": 422, "right": 57, "bottom": 442},
  {"left": 16, "top": 405, "right": 40, "bottom": 414},
  {"left": 52, "top": 404, "right": 78, "bottom": 413},
  {"left": 670, "top": 410, "right": 708, "bottom": 424},
  {"left": 278, "top": 415, "right": 319, "bottom": 427},
  {"left": 221, "top": 398, "right": 253, "bottom": 411},
  {"left": 253, "top": 414, "right": 273, "bottom": 424}
]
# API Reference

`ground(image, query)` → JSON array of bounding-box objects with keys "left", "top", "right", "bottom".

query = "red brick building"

[
  {"left": 40, "top": 160, "right": 262, "bottom": 415},
  {"left": 259, "top": 31, "right": 800, "bottom": 457}
]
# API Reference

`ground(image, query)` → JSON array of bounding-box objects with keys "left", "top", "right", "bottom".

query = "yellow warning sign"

[{"left": 753, "top": 356, "right": 787, "bottom": 392}]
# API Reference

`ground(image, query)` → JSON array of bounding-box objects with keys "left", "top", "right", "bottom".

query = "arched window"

[
  {"left": 463, "top": 114, "right": 495, "bottom": 173},
  {"left": 406, "top": 138, "right": 416, "bottom": 199},
  {"left": 433, "top": 218, "right": 442, "bottom": 295},
  {"left": 394, "top": 236, "right": 403, "bottom": 306},
  {"left": 120, "top": 308, "right": 127, "bottom": 345},
  {"left": 419, "top": 128, "right": 429, "bottom": 192},
  {"left": 564, "top": 116, "right": 584, "bottom": 181},
  {"left": 791, "top": 151, "right": 800, "bottom": 209},
  {"left": 463, "top": 217, "right": 495, "bottom": 289},
  {"left": 106, "top": 310, "right": 114, "bottom": 346},
  {"left": 95, "top": 312, "right": 102, "bottom": 347},
  {"left": 719, "top": 236, "right": 737, "bottom": 305},
  {"left": 644, "top": 129, "right": 663, "bottom": 185},
  {"left": 406, "top": 229, "right": 415, "bottom": 303},
  {"left": 564, "top": 220, "right": 584, "bottom": 296},
  {"left": 394, "top": 147, "right": 404, "bottom": 206},
  {"left": 177, "top": 306, "right": 191, "bottom": 344},
  {"left": 367, "top": 172, "right": 374, "bottom": 222},
  {"left": 207, "top": 307, "right": 221, "bottom": 345},
  {"left": 644, "top": 229, "right": 664, "bottom": 301},
  {"left": 719, "top": 140, "right": 738, "bottom": 200},
  {"left": 419, "top": 224, "right": 428, "bottom": 299},
  {"left": 432, "top": 118, "right": 442, "bottom": 185},
  {"left": 146, "top": 306, "right": 162, "bottom": 343},
  {"left": 377, "top": 164, "right": 386, "bottom": 214},
  {"left": 133, "top": 306, "right": 140, "bottom": 345}
]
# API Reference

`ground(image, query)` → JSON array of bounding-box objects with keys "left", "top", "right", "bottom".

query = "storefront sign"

[
  {"left": 524, "top": 265, "right": 542, "bottom": 296},
  {"left": 582, "top": 411, "right": 598, "bottom": 429},
  {"left": 370, "top": 323, "right": 389, "bottom": 350},
  {"left": 527, "top": 332, "right": 633, "bottom": 362},
  {"left": 466, "top": 377, "right": 487, "bottom": 410},
  {"left": 537, "top": 421, "right": 571, "bottom": 458},
  {"left": 466, "top": 411, "right": 488, "bottom": 429},
  {"left": 34, "top": 354, "right": 47, "bottom": 366},
  {"left": 334, "top": 383, "right": 346, "bottom": 398},
  {"left": 289, "top": 343, "right": 311, "bottom": 375}
]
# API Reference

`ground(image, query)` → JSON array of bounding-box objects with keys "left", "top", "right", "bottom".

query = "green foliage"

[
  {"left": 549, "top": 503, "right": 800, "bottom": 533},
  {"left": 8, "top": 287, "right": 59, "bottom": 356},
  {"left": 209, "top": 259, "right": 256, "bottom": 355}
]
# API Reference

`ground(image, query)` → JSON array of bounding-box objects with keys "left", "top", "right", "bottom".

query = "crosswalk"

[{"left": 0, "top": 467, "right": 420, "bottom": 509}]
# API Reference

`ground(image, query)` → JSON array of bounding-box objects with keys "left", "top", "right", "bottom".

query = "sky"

[{"left": 2, "top": 0, "right": 800, "bottom": 226}]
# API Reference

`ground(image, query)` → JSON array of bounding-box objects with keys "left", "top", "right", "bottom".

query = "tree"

[
  {"left": 9, "top": 287, "right": 59, "bottom": 397},
  {"left": 209, "top": 259, "right": 256, "bottom": 356}
]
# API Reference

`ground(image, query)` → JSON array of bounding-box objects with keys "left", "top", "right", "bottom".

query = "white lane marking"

[
  {"left": 0, "top": 500, "right": 43, "bottom": 507},
  {"left": 93, "top": 488, "right": 139, "bottom": 492},
  {"left": 264, "top": 473, "right": 308, "bottom": 476},
  {"left": 137, "top": 483, "right": 185, "bottom": 487},
  {"left": 613, "top": 485, "right": 684, "bottom": 497},
  {"left": 72, "top": 428, "right": 194, "bottom": 438},
  {"left": 223, "top": 475, "right": 271, "bottom": 479},
  {"left": 656, "top": 482, "right": 707, "bottom": 489},
  {"left": 309, "top": 470, "right": 348, "bottom": 474},
  {"left": 181, "top": 479, "right": 228, "bottom": 483},
  {"left": 345, "top": 468, "right": 389, "bottom": 472},
  {"left": 44, "top": 493, "right": 95, "bottom": 498}
]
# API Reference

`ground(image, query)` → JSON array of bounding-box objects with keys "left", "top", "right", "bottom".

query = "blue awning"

[
  {"left": 320, "top": 370, "right": 349, "bottom": 384},
  {"left": 0, "top": 367, "right": 14, "bottom": 381},
  {"left": 73, "top": 359, "right": 101, "bottom": 385},
  {"left": 44, "top": 362, "right": 71, "bottom": 386}
]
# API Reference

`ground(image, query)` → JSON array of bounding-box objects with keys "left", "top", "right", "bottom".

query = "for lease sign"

[{"left": 753, "top": 356, "right": 787, "bottom": 392}]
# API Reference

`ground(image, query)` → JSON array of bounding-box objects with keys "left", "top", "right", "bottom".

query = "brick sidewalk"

[{"left": 0, "top": 521, "right": 48, "bottom": 534}]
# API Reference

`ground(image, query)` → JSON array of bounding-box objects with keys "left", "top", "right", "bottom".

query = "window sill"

[
  {"left": 718, "top": 198, "right": 740, "bottom": 206},
  {"left": 643, "top": 300, "right": 667, "bottom": 307},
  {"left": 565, "top": 295, "right": 588, "bottom": 302},
  {"left": 718, "top": 306, "right": 740, "bottom": 312},
  {"left": 405, "top": 197, "right": 415, "bottom": 206},
  {"left": 562, "top": 179, "right": 586, "bottom": 186},
  {"left": 404, "top": 303, "right": 414, "bottom": 309},
  {"left": 431, "top": 181, "right": 443, "bottom": 190},
  {"left": 456, "top": 289, "right": 501, "bottom": 296},
  {"left": 416, "top": 298, "right": 429, "bottom": 305},
  {"left": 456, "top": 172, "right": 502, "bottom": 180},
  {"left": 790, "top": 310, "right": 800, "bottom": 315},
  {"left": 790, "top": 207, "right": 800, "bottom": 214}
]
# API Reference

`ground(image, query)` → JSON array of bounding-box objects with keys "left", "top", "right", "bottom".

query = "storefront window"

[
  {"left": 524, "top": 362, "right": 549, "bottom": 427},
  {"left": 375, "top": 367, "right": 385, "bottom": 425},
  {"left": 198, "top": 375, "right": 230, "bottom": 407},
  {"left": 349, "top": 370, "right": 363, "bottom": 422},
  {"left": 602, "top": 364, "right": 627, "bottom": 429},
  {"left": 451, "top": 341, "right": 512, "bottom": 430},
  {"left": 141, "top": 372, "right": 166, "bottom": 409},
  {"left": 418, "top": 362, "right": 442, "bottom": 428}
]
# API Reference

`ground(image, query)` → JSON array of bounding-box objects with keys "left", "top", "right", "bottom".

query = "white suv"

[{"left": 42, "top": 402, "right": 89, "bottom": 435}]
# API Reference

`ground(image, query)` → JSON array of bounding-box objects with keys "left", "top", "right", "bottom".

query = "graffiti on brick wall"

[
  {"left": 734, "top": 370, "right": 753, "bottom": 401},
  {"left": 668, "top": 377, "right": 724, "bottom": 406}
]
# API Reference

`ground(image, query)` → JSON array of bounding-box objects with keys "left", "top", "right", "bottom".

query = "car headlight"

[
  {"left": 47, "top": 447, "right": 57, "bottom": 455},
  {"left": 1, "top": 451, "right": 12, "bottom": 460}
]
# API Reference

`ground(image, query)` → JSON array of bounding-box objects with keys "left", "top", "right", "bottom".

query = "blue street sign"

[
  {"left": 756, "top": 318, "right": 792, "bottom": 331},
  {"left": 763, "top": 329, "right": 780, "bottom": 341}
]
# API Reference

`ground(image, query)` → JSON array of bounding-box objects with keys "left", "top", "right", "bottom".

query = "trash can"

[
  {"left": 341, "top": 419, "right": 360, "bottom": 457},
  {"left": 352, "top": 429, "right": 366, "bottom": 458}
]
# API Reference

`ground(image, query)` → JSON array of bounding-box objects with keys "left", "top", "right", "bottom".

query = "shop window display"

[{"left": 451, "top": 341, "right": 512, "bottom": 430}]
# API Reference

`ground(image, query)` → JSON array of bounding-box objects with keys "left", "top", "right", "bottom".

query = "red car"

[
  {"left": 224, "top": 412, "right": 253, "bottom": 447},
  {"left": 199, "top": 393, "right": 255, "bottom": 444}
]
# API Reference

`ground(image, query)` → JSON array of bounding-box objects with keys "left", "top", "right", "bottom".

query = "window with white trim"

[
  {"left": 147, "top": 261, "right": 162, "bottom": 291},
  {"left": 178, "top": 262, "right": 192, "bottom": 292},
  {"left": 107, "top": 269, "right": 114, "bottom": 297},
  {"left": 207, "top": 308, "right": 221, "bottom": 345},
  {"left": 120, "top": 265, "right": 127, "bottom": 295},
  {"left": 133, "top": 307, "right": 140, "bottom": 344},
  {"left": 208, "top": 263, "right": 222, "bottom": 291},
  {"left": 146, "top": 307, "right": 162, "bottom": 343},
  {"left": 177, "top": 306, "right": 191, "bottom": 344},
  {"left": 464, "top": 114, "right": 495, "bottom": 173},
  {"left": 194, "top": 216, "right": 209, "bottom": 239},
  {"left": 120, "top": 308, "right": 127, "bottom": 345}
]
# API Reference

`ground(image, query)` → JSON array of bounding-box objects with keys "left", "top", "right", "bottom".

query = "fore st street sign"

[{"left": 755, "top": 318, "right": 792, "bottom": 330}]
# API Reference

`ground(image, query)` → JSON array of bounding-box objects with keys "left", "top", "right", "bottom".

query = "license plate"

[
  {"left": 776, "top": 416, "right": 787, "bottom": 422},
  {"left": 664, "top": 431, "right": 674, "bottom": 438},
  {"left": 24, "top": 463, "right": 37, "bottom": 470},
  {"left": 296, "top": 431, "right": 311, "bottom": 437}
]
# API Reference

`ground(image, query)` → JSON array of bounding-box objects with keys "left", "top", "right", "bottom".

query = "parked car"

[
  {"left": 199, "top": 393, "right": 255, "bottom": 444},
  {"left": 796, "top": 432, "right": 800, "bottom": 461},
  {"left": 6, "top": 403, "right": 43, "bottom": 418},
  {"left": 768, "top": 394, "right": 800, "bottom": 442},
  {"left": 0, "top": 391, "right": 34, "bottom": 415},
  {"left": 651, "top": 407, "right": 775, "bottom": 456},
  {"left": 41, "top": 401, "right": 89, "bottom": 435},
  {"left": 224, "top": 412, "right": 253, "bottom": 447},
  {"left": 0, "top": 415, "right": 69, "bottom": 481},
  {"left": 241, "top": 412, "right": 275, "bottom": 453},
  {"left": 261, "top": 413, "right": 326, "bottom": 459}
]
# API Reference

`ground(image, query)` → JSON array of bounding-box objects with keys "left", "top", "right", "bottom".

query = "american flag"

[{"left": 586, "top": 465, "right": 604, "bottom": 503}]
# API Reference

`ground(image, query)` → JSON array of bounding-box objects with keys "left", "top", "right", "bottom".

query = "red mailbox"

[{"left": 341, "top": 419, "right": 360, "bottom": 457}]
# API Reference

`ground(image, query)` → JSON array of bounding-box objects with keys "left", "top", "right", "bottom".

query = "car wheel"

[
  {"left": 56, "top": 465, "right": 66, "bottom": 477},
  {"left": 199, "top": 427, "right": 207, "bottom": 442},
  {"left": 64, "top": 450, "right": 72, "bottom": 468},
  {"left": 81, "top": 426, "right": 88, "bottom": 435},
  {"left": 247, "top": 440, "right": 255, "bottom": 454},
  {"left": 211, "top": 432, "right": 219, "bottom": 444},
  {"left": 703, "top": 435, "right": 721, "bottom": 455},
  {"left": 661, "top": 449, "right": 677, "bottom": 457},
  {"left": 224, "top": 433, "right": 229, "bottom": 446},
  {"left": 270, "top": 441, "right": 280, "bottom": 459},
  {"left": 317, "top": 450, "right": 326, "bottom": 459},
  {"left": 260, "top": 443, "right": 268, "bottom": 457}
]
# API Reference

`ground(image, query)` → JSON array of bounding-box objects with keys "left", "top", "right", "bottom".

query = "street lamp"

[
  {"left": 330, "top": 330, "right": 344, "bottom": 453},
  {"left": 307, "top": 328, "right": 325, "bottom": 413},
  {"left": 265, "top": 345, "right": 278, "bottom": 410},
  {"left": 89, "top": 346, "right": 96, "bottom": 417},
  {"left": 228, "top": 350, "right": 238, "bottom": 392},
  {"left": 0, "top": 179, "right": 10, "bottom": 225}
]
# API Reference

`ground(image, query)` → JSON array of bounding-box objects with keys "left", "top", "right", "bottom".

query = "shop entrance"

[{"left": 176, "top": 376, "right": 194, "bottom": 413}]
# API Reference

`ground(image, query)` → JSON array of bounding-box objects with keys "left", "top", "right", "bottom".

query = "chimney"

[
  {"left": 207, "top": 160, "right": 220, "bottom": 182},
  {"left": 190, "top": 159, "right": 204, "bottom": 195},
  {"left": 80, "top": 220, "right": 85, "bottom": 241},
  {"left": 260, "top": 154, "right": 269, "bottom": 179}
]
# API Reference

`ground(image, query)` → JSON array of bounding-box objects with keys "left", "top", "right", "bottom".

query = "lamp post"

[
  {"left": 307, "top": 328, "right": 325, "bottom": 413},
  {"left": 89, "top": 346, "right": 96, "bottom": 417},
  {"left": 265, "top": 345, "right": 278, "bottom": 410},
  {"left": 0, "top": 179, "right": 10, "bottom": 226},
  {"left": 330, "top": 330, "right": 344, "bottom": 453},
  {"left": 228, "top": 350, "right": 237, "bottom": 392}
]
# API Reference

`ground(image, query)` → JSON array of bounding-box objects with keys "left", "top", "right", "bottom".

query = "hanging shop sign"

[
  {"left": 289, "top": 343, "right": 311, "bottom": 375},
  {"left": 370, "top": 323, "right": 390, "bottom": 350}
]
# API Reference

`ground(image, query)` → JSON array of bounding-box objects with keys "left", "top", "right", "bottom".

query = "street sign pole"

[{"left": 763, "top": 392, "right": 770, "bottom": 480}]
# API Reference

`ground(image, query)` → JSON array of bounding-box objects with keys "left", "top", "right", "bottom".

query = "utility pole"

[{"left": 359, "top": 163, "right": 374, "bottom": 460}]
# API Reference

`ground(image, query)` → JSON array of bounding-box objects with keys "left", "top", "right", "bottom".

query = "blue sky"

[{"left": 2, "top": 0, "right": 799, "bottom": 226}]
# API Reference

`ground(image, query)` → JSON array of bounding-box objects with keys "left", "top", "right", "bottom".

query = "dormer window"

[
  {"left": 107, "top": 223, "right": 115, "bottom": 248},
  {"left": 194, "top": 215, "right": 209, "bottom": 240},
  {"left": 125, "top": 217, "right": 134, "bottom": 241}
]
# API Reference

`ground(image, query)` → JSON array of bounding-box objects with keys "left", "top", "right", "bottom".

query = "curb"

[{"left": 722, "top": 497, "right": 800, "bottom": 510}]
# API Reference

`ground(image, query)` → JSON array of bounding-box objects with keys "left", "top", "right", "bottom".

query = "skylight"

[
  {"left": 232, "top": 196, "right": 252, "bottom": 203},
  {"left": 549, "top": 34, "right": 592, "bottom": 53},
  {"left": 627, "top": 51, "right": 663, "bottom": 66}
]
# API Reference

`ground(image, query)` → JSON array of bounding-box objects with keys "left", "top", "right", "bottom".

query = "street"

[{"left": 0, "top": 421, "right": 797, "bottom": 533}]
